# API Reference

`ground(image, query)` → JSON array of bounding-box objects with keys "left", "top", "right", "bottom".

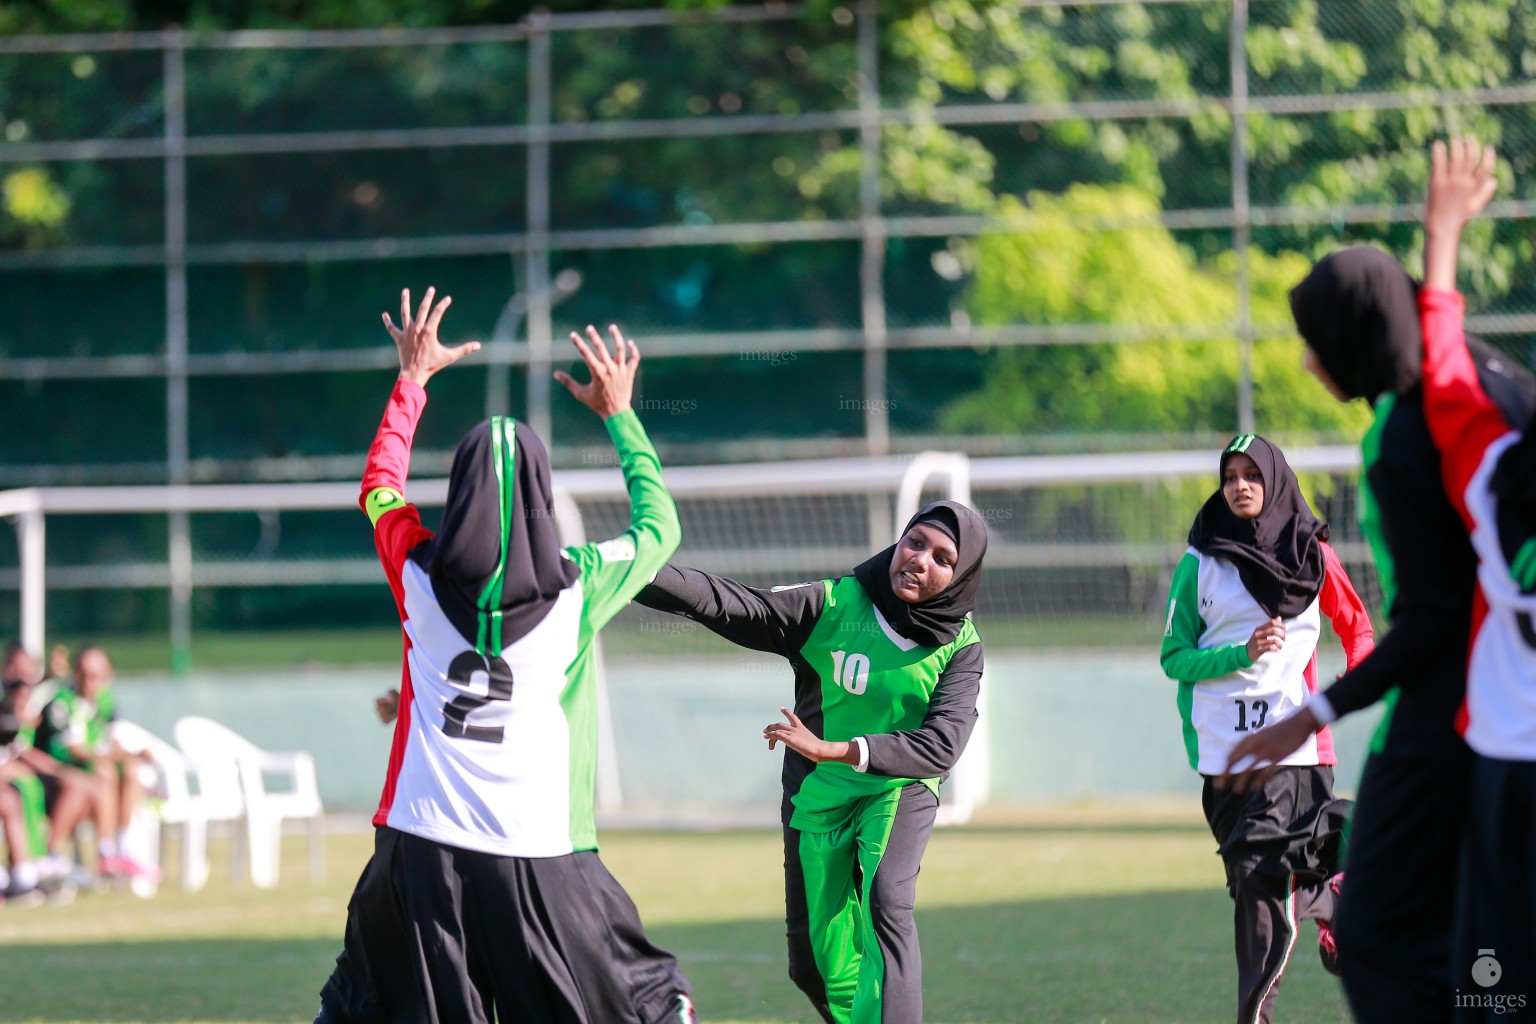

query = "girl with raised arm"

[
  {"left": 1416, "top": 137, "right": 1536, "bottom": 1019},
  {"left": 316, "top": 288, "right": 696, "bottom": 1024}
]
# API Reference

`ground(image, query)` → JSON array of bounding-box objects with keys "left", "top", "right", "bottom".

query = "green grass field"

[{"left": 0, "top": 805, "right": 1351, "bottom": 1024}]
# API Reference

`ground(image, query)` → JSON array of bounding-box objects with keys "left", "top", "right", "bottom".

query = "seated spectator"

[
  {"left": 2, "top": 643, "right": 83, "bottom": 899},
  {"left": 0, "top": 674, "right": 45, "bottom": 907},
  {"left": 33, "top": 646, "right": 158, "bottom": 882}
]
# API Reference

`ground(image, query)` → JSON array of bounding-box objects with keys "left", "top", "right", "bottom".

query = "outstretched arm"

[
  {"left": 362, "top": 287, "right": 480, "bottom": 602},
  {"left": 637, "top": 569, "right": 826, "bottom": 657},
  {"left": 1421, "top": 137, "right": 1516, "bottom": 523},
  {"left": 556, "top": 325, "right": 685, "bottom": 632}
]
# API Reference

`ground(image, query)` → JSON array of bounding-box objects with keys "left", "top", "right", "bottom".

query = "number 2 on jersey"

[
  {"left": 829, "top": 650, "right": 870, "bottom": 695},
  {"left": 442, "top": 650, "right": 514, "bottom": 743},
  {"left": 1233, "top": 698, "right": 1269, "bottom": 732}
]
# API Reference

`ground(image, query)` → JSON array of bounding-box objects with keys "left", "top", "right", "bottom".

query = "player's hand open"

[
  {"left": 1427, "top": 137, "right": 1498, "bottom": 235},
  {"left": 383, "top": 286, "right": 481, "bottom": 387},
  {"left": 1217, "top": 708, "right": 1320, "bottom": 794},
  {"left": 555, "top": 324, "right": 639, "bottom": 420}
]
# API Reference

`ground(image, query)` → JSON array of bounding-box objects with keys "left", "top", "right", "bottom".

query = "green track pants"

[{"left": 783, "top": 783, "right": 938, "bottom": 1024}]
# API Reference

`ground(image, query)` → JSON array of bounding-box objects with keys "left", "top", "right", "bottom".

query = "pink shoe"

[
  {"left": 1317, "top": 918, "right": 1341, "bottom": 976},
  {"left": 97, "top": 853, "right": 128, "bottom": 878},
  {"left": 1317, "top": 872, "right": 1344, "bottom": 976},
  {"left": 118, "top": 855, "right": 163, "bottom": 883}
]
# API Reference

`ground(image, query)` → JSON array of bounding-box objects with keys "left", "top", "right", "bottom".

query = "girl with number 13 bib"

[{"left": 1159, "top": 434, "right": 1373, "bottom": 1024}]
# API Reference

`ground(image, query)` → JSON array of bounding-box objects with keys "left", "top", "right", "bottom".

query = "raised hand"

[
  {"left": 1424, "top": 138, "right": 1499, "bottom": 291},
  {"left": 382, "top": 286, "right": 481, "bottom": 387},
  {"left": 553, "top": 324, "right": 639, "bottom": 420},
  {"left": 1428, "top": 137, "right": 1499, "bottom": 231}
]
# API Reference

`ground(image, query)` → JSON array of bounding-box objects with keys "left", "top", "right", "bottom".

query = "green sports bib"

[{"left": 789, "top": 576, "right": 979, "bottom": 832}]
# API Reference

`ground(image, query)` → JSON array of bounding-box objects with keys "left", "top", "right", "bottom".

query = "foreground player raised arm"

[
  {"left": 1246, "top": 202, "right": 1535, "bottom": 1022},
  {"left": 315, "top": 288, "right": 696, "bottom": 1024},
  {"left": 1418, "top": 136, "right": 1536, "bottom": 1019}
]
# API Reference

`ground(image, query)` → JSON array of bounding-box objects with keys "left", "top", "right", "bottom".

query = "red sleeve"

[
  {"left": 361, "top": 379, "right": 433, "bottom": 612},
  {"left": 1419, "top": 288, "right": 1514, "bottom": 528},
  {"left": 1318, "top": 542, "right": 1374, "bottom": 670},
  {"left": 361, "top": 379, "right": 427, "bottom": 498}
]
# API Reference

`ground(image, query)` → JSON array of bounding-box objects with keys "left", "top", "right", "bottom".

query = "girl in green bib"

[{"left": 638, "top": 501, "right": 987, "bottom": 1024}]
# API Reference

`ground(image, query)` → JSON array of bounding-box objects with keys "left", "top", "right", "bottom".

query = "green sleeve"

[
  {"left": 565, "top": 409, "right": 682, "bottom": 633},
  {"left": 1159, "top": 552, "right": 1252, "bottom": 682}
]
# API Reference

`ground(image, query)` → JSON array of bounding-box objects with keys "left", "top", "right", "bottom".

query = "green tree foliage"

[
  {"left": 0, "top": 0, "right": 1531, "bottom": 460},
  {"left": 940, "top": 184, "right": 1370, "bottom": 440}
]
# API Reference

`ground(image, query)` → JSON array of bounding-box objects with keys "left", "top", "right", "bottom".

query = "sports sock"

[{"left": 12, "top": 861, "right": 38, "bottom": 890}]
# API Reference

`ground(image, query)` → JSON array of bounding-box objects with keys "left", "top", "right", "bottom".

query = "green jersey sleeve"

[
  {"left": 1159, "top": 551, "right": 1252, "bottom": 682},
  {"left": 564, "top": 409, "right": 681, "bottom": 633}
]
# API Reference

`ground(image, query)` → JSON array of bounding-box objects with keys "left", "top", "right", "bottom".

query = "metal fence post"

[
  {"left": 164, "top": 27, "right": 195, "bottom": 675},
  {"left": 1230, "top": 0, "right": 1254, "bottom": 434},
  {"left": 17, "top": 506, "right": 45, "bottom": 662},
  {"left": 525, "top": 12, "right": 554, "bottom": 444},
  {"left": 858, "top": 1, "right": 889, "bottom": 458}
]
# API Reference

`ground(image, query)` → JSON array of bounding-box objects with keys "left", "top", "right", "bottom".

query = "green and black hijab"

[
  {"left": 410, "top": 416, "right": 579, "bottom": 653},
  {"left": 854, "top": 500, "right": 989, "bottom": 647},
  {"left": 1189, "top": 434, "right": 1329, "bottom": 620}
]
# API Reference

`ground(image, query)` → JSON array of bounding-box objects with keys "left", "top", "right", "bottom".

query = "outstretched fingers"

[
  {"left": 568, "top": 327, "right": 599, "bottom": 369},
  {"left": 415, "top": 286, "right": 436, "bottom": 330},
  {"left": 586, "top": 324, "right": 616, "bottom": 369},
  {"left": 425, "top": 293, "right": 453, "bottom": 335}
]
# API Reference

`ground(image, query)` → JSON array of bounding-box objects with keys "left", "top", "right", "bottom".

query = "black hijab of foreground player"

[
  {"left": 1188, "top": 435, "right": 1329, "bottom": 620},
  {"left": 853, "top": 500, "right": 989, "bottom": 646},
  {"left": 1289, "top": 244, "right": 1533, "bottom": 405},
  {"left": 409, "top": 416, "right": 579, "bottom": 653},
  {"left": 1289, "top": 246, "right": 1421, "bottom": 400}
]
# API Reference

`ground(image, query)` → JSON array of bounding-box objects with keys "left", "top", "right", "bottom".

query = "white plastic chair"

[
  {"left": 172, "top": 716, "right": 325, "bottom": 889},
  {"left": 110, "top": 718, "right": 245, "bottom": 894}
]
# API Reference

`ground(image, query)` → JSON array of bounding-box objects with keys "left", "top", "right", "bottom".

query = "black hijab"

[
  {"left": 853, "top": 500, "right": 989, "bottom": 647},
  {"left": 1188, "top": 435, "right": 1330, "bottom": 619},
  {"left": 409, "top": 415, "right": 579, "bottom": 653},
  {"left": 1289, "top": 246, "right": 1535, "bottom": 408},
  {"left": 1289, "top": 246, "right": 1421, "bottom": 401}
]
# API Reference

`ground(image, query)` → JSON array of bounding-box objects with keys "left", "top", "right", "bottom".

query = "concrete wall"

[{"left": 113, "top": 649, "right": 1383, "bottom": 815}]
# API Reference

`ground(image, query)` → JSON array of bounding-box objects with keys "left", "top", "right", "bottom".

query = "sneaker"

[
  {"left": 36, "top": 854, "right": 72, "bottom": 883},
  {"left": 121, "top": 854, "right": 163, "bottom": 883},
  {"left": 39, "top": 878, "right": 76, "bottom": 906},
  {"left": 2, "top": 884, "right": 46, "bottom": 910},
  {"left": 1317, "top": 872, "right": 1344, "bottom": 976},
  {"left": 97, "top": 853, "right": 130, "bottom": 879},
  {"left": 1316, "top": 918, "right": 1342, "bottom": 976}
]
